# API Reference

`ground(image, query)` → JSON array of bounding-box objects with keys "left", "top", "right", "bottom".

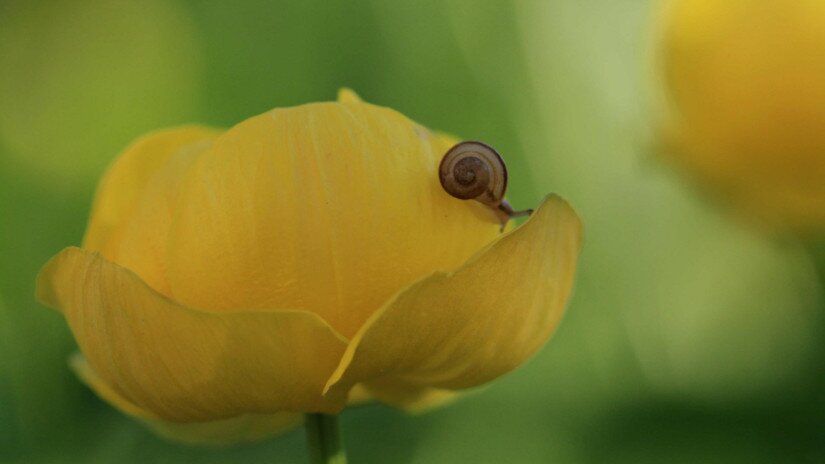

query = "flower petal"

[
  {"left": 164, "top": 102, "right": 502, "bottom": 338},
  {"left": 323, "top": 195, "right": 582, "bottom": 400},
  {"left": 83, "top": 126, "right": 219, "bottom": 256},
  {"left": 336, "top": 87, "right": 363, "bottom": 103},
  {"left": 106, "top": 137, "right": 213, "bottom": 296},
  {"left": 36, "top": 247, "right": 349, "bottom": 421},
  {"left": 660, "top": 1, "right": 825, "bottom": 231},
  {"left": 69, "top": 353, "right": 300, "bottom": 445}
]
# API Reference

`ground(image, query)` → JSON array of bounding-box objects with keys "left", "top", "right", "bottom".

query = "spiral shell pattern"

[{"left": 439, "top": 141, "right": 508, "bottom": 207}]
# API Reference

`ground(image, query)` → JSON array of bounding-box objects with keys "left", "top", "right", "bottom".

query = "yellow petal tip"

[
  {"left": 337, "top": 87, "right": 364, "bottom": 103},
  {"left": 34, "top": 246, "right": 79, "bottom": 313}
]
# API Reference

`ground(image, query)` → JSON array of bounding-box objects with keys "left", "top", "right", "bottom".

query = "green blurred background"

[{"left": 2, "top": 0, "right": 825, "bottom": 462}]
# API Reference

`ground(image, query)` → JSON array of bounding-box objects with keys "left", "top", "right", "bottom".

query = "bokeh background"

[{"left": 2, "top": 0, "right": 825, "bottom": 462}]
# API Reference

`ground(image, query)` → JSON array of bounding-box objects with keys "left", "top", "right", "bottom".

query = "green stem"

[{"left": 305, "top": 414, "right": 347, "bottom": 464}]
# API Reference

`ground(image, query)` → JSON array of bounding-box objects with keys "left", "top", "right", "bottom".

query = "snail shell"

[
  {"left": 439, "top": 141, "right": 533, "bottom": 228},
  {"left": 439, "top": 141, "right": 508, "bottom": 207}
]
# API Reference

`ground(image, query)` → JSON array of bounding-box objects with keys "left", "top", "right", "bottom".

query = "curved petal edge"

[
  {"left": 69, "top": 353, "right": 302, "bottom": 446},
  {"left": 36, "top": 247, "right": 349, "bottom": 421},
  {"left": 323, "top": 194, "right": 583, "bottom": 402}
]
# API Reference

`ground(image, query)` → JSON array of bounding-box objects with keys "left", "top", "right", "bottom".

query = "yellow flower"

[
  {"left": 658, "top": 0, "right": 825, "bottom": 232},
  {"left": 36, "top": 89, "right": 582, "bottom": 444}
]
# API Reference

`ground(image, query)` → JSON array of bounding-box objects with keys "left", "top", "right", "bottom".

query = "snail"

[{"left": 439, "top": 141, "right": 533, "bottom": 229}]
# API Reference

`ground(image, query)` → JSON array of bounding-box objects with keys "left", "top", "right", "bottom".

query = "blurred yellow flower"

[
  {"left": 36, "top": 90, "right": 582, "bottom": 444},
  {"left": 658, "top": 0, "right": 825, "bottom": 232}
]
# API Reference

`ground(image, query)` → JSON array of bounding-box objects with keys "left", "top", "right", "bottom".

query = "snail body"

[{"left": 439, "top": 141, "right": 533, "bottom": 228}]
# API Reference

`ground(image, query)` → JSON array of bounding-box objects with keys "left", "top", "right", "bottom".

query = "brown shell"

[{"left": 439, "top": 141, "right": 508, "bottom": 207}]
